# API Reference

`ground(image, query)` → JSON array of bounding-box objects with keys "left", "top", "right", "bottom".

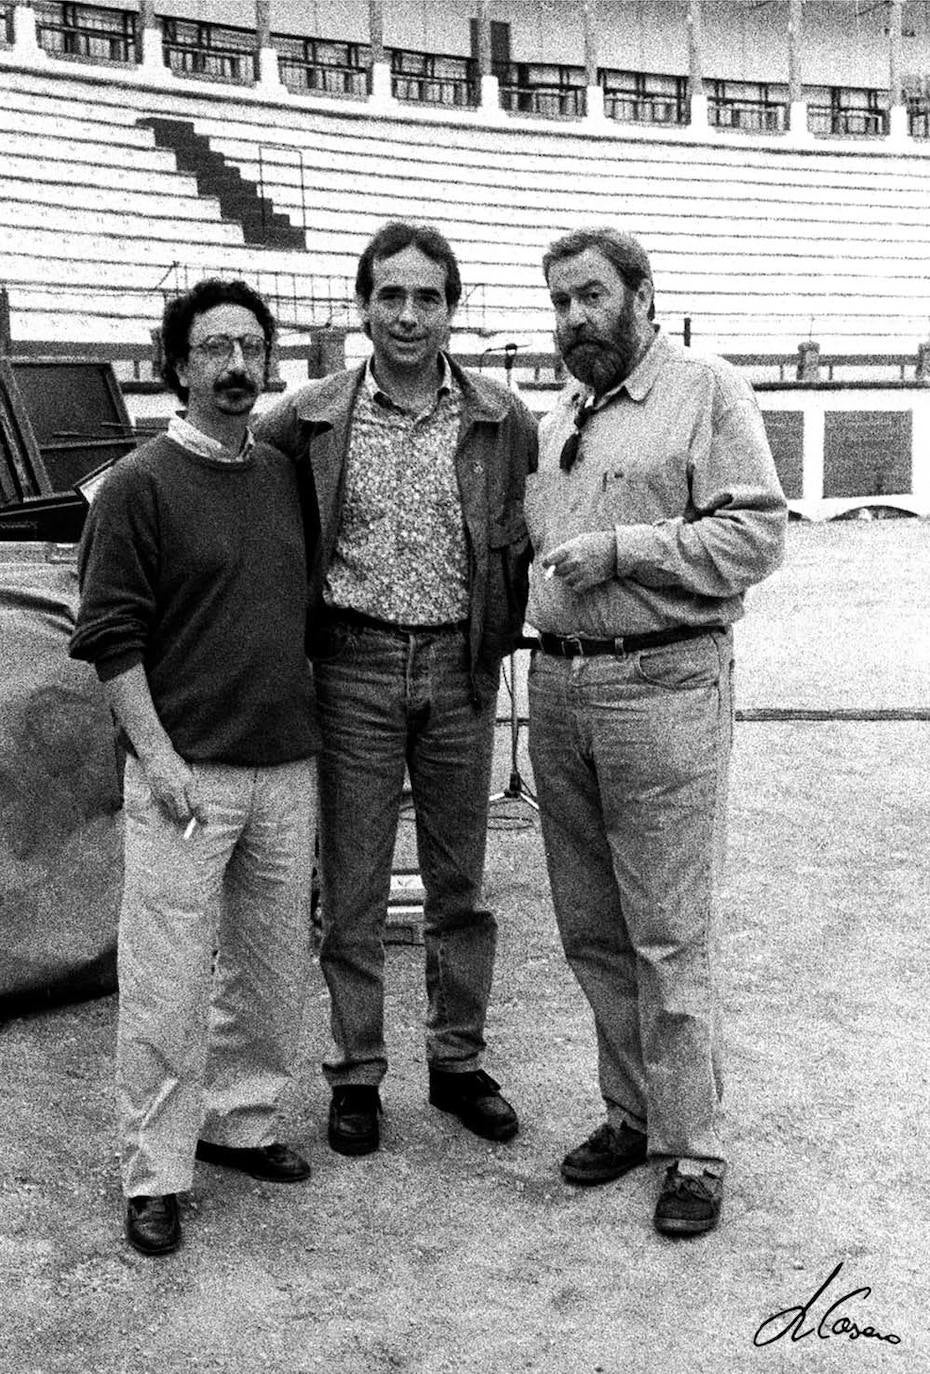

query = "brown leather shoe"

[
  {"left": 428, "top": 1068, "right": 519, "bottom": 1142},
  {"left": 560, "top": 1121, "right": 648, "bottom": 1185},
  {"left": 125, "top": 1194, "right": 181, "bottom": 1256},
  {"left": 195, "top": 1140, "right": 311, "bottom": 1182}
]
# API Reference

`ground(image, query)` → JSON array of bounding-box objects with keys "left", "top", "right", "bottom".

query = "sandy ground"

[{"left": 2, "top": 522, "right": 929, "bottom": 1373}]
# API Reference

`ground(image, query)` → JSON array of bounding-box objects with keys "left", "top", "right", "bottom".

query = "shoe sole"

[
  {"left": 429, "top": 1098, "right": 519, "bottom": 1143},
  {"left": 560, "top": 1156, "right": 648, "bottom": 1186},
  {"left": 195, "top": 1147, "right": 311, "bottom": 1183},
  {"left": 328, "top": 1128, "right": 380, "bottom": 1156},
  {"left": 654, "top": 1216, "right": 720, "bottom": 1236},
  {"left": 126, "top": 1224, "right": 181, "bottom": 1256}
]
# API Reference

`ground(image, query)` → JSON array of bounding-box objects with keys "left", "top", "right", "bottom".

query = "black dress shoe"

[
  {"left": 125, "top": 1194, "right": 181, "bottom": 1256},
  {"left": 428, "top": 1068, "right": 519, "bottom": 1142},
  {"left": 560, "top": 1121, "right": 648, "bottom": 1185},
  {"left": 328, "top": 1086, "right": 382, "bottom": 1156},
  {"left": 195, "top": 1139, "right": 311, "bottom": 1182}
]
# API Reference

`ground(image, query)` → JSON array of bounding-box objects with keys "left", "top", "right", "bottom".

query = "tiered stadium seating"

[{"left": 2, "top": 59, "right": 930, "bottom": 357}]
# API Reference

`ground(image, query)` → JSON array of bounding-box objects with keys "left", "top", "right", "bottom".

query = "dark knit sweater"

[{"left": 69, "top": 433, "right": 319, "bottom": 765}]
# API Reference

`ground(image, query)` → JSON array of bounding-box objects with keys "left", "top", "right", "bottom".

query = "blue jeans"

[
  {"left": 528, "top": 630, "right": 733, "bottom": 1169},
  {"left": 313, "top": 620, "right": 498, "bottom": 1086}
]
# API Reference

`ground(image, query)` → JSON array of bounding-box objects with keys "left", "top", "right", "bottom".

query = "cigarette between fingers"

[
  {"left": 544, "top": 564, "right": 557, "bottom": 579},
  {"left": 183, "top": 816, "right": 199, "bottom": 840}
]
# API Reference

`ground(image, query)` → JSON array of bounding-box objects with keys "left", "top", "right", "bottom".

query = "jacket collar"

[{"left": 290, "top": 353, "right": 512, "bottom": 428}]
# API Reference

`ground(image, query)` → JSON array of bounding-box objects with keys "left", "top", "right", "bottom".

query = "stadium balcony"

[{"left": 2, "top": 0, "right": 930, "bottom": 371}]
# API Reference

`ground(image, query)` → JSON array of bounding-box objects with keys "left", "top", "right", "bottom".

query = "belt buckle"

[{"left": 564, "top": 635, "right": 585, "bottom": 657}]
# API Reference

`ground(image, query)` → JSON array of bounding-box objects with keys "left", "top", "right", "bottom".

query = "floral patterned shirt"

[{"left": 324, "top": 356, "right": 470, "bottom": 626}]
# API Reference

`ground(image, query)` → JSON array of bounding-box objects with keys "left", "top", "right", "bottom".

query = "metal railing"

[
  {"left": 33, "top": 0, "right": 136, "bottom": 63},
  {"left": 908, "top": 99, "right": 930, "bottom": 138},
  {"left": 274, "top": 35, "right": 369, "bottom": 99},
  {"left": 155, "top": 264, "right": 356, "bottom": 331},
  {"left": 390, "top": 50, "right": 478, "bottom": 108},
  {"left": 500, "top": 82, "right": 586, "bottom": 119},
  {"left": 603, "top": 90, "right": 686, "bottom": 126},
  {"left": 808, "top": 103, "right": 889, "bottom": 137},
  {"left": 709, "top": 97, "right": 788, "bottom": 133},
  {"left": 160, "top": 17, "right": 255, "bottom": 84},
  {"left": 254, "top": 142, "right": 309, "bottom": 240}
]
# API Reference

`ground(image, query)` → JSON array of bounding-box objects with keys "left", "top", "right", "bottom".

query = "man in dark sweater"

[{"left": 70, "top": 279, "right": 319, "bottom": 1258}]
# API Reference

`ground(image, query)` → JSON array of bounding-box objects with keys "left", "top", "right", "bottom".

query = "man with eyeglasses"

[
  {"left": 525, "top": 228, "right": 786, "bottom": 1236},
  {"left": 256, "top": 222, "right": 537, "bottom": 1158},
  {"left": 70, "top": 279, "right": 319, "bottom": 1256}
]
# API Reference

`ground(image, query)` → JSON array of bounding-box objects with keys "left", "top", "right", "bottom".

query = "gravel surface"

[{"left": 2, "top": 522, "right": 928, "bottom": 1373}]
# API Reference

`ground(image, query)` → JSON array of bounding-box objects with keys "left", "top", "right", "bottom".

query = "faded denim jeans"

[
  {"left": 528, "top": 629, "right": 733, "bottom": 1169},
  {"left": 313, "top": 620, "right": 498, "bottom": 1087},
  {"left": 117, "top": 755, "right": 317, "bottom": 1197}
]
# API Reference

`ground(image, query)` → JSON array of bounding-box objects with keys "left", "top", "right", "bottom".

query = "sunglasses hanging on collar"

[{"left": 559, "top": 397, "right": 597, "bottom": 473}]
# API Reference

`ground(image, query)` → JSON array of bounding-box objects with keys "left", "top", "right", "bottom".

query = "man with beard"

[
  {"left": 70, "top": 279, "right": 319, "bottom": 1256},
  {"left": 525, "top": 228, "right": 786, "bottom": 1235}
]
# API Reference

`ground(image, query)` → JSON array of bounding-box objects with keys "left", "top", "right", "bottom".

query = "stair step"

[{"left": 136, "top": 117, "right": 305, "bottom": 251}]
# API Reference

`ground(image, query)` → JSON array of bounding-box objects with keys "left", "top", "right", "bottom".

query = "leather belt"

[{"left": 538, "top": 624, "right": 723, "bottom": 658}]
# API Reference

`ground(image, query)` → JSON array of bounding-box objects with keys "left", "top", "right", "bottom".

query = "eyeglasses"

[
  {"left": 559, "top": 400, "right": 596, "bottom": 472},
  {"left": 189, "top": 334, "right": 268, "bottom": 363}
]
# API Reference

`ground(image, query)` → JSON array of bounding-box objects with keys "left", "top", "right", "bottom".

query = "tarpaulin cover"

[{"left": 0, "top": 547, "right": 123, "bottom": 1018}]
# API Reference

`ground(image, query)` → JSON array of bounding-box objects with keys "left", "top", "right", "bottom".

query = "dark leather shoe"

[
  {"left": 654, "top": 1164, "right": 723, "bottom": 1236},
  {"left": 560, "top": 1121, "right": 648, "bottom": 1185},
  {"left": 328, "top": 1086, "right": 382, "bottom": 1156},
  {"left": 195, "top": 1139, "right": 311, "bottom": 1182},
  {"left": 125, "top": 1194, "right": 181, "bottom": 1256},
  {"left": 428, "top": 1068, "right": 519, "bottom": 1142}
]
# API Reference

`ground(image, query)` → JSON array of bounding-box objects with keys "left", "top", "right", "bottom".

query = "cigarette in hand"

[
  {"left": 544, "top": 564, "right": 557, "bottom": 580},
  {"left": 183, "top": 816, "right": 200, "bottom": 840}
]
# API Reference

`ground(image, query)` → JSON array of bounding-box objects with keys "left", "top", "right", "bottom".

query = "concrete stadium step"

[
  {"left": 0, "top": 105, "right": 159, "bottom": 149},
  {"left": 0, "top": 149, "right": 203, "bottom": 192},
  {"left": 0, "top": 176, "right": 234, "bottom": 225},
  {"left": 237, "top": 151, "right": 930, "bottom": 220},
  {"left": 0, "top": 74, "right": 148, "bottom": 126},
  {"left": 137, "top": 117, "right": 307, "bottom": 250},
  {"left": 0, "top": 132, "right": 179, "bottom": 173},
  {"left": 9, "top": 61, "right": 928, "bottom": 199},
  {"left": 0, "top": 223, "right": 318, "bottom": 270},
  {"left": 0, "top": 208, "right": 245, "bottom": 249},
  {"left": 207, "top": 123, "right": 930, "bottom": 199}
]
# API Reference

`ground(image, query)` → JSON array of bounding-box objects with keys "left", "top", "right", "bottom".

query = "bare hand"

[
  {"left": 543, "top": 532, "right": 617, "bottom": 593},
  {"left": 139, "top": 747, "right": 204, "bottom": 827}
]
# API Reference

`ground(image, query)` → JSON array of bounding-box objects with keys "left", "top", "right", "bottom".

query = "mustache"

[
  {"left": 215, "top": 373, "right": 257, "bottom": 392},
  {"left": 565, "top": 329, "right": 615, "bottom": 351}
]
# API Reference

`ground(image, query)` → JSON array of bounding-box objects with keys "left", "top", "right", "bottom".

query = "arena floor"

[{"left": 2, "top": 520, "right": 927, "bottom": 1373}]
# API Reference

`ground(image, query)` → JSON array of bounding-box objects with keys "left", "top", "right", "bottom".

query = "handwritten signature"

[{"left": 754, "top": 1261, "right": 902, "bottom": 1347}]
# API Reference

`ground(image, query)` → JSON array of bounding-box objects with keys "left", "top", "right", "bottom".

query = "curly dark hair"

[
  {"left": 160, "top": 277, "right": 276, "bottom": 401},
  {"left": 355, "top": 221, "right": 462, "bottom": 313}
]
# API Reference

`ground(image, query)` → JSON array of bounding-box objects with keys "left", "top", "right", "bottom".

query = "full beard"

[{"left": 559, "top": 322, "right": 642, "bottom": 395}]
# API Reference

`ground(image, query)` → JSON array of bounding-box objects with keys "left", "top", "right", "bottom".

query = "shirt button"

[{"left": 473, "top": 462, "right": 483, "bottom": 474}]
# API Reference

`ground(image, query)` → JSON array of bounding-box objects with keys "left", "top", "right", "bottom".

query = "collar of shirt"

[
  {"left": 167, "top": 414, "right": 255, "bottom": 463},
  {"left": 363, "top": 353, "right": 453, "bottom": 415}
]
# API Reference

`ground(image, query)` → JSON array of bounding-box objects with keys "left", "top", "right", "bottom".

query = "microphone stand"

[{"left": 488, "top": 342, "right": 539, "bottom": 814}]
